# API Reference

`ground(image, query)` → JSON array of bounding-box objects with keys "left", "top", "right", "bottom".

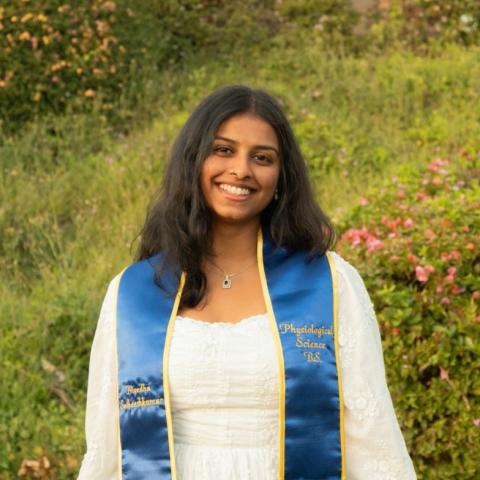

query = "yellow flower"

[
  {"left": 84, "top": 89, "right": 96, "bottom": 98},
  {"left": 37, "top": 13, "right": 48, "bottom": 22},
  {"left": 10, "top": 15, "right": 18, "bottom": 23},
  {"left": 42, "top": 35, "right": 50, "bottom": 45},
  {"left": 21, "top": 13, "right": 33, "bottom": 23},
  {"left": 0, "top": 80, "right": 5, "bottom": 88},
  {"left": 19, "top": 31, "right": 31, "bottom": 41},
  {"left": 33, "top": 92, "right": 42, "bottom": 102}
]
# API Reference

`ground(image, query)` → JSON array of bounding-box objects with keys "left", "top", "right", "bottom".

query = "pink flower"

[
  {"left": 473, "top": 419, "right": 480, "bottom": 427},
  {"left": 466, "top": 243, "right": 475, "bottom": 251},
  {"left": 472, "top": 291, "right": 480, "bottom": 300},
  {"left": 440, "top": 367, "right": 450, "bottom": 381},
  {"left": 403, "top": 218, "right": 414, "bottom": 228},
  {"left": 382, "top": 216, "right": 402, "bottom": 231},
  {"left": 416, "top": 191, "right": 428, "bottom": 201},
  {"left": 441, "top": 297, "right": 450, "bottom": 305},
  {"left": 415, "top": 266, "right": 429, "bottom": 283},
  {"left": 436, "top": 285, "right": 444, "bottom": 294},
  {"left": 450, "top": 250, "right": 462, "bottom": 261},
  {"left": 441, "top": 251, "right": 450, "bottom": 261},
  {"left": 427, "top": 157, "right": 449, "bottom": 172},
  {"left": 407, "top": 253, "right": 418, "bottom": 265},
  {"left": 342, "top": 227, "right": 369, "bottom": 247},
  {"left": 342, "top": 228, "right": 383, "bottom": 253},
  {"left": 358, "top": 196, "right": 369, "bottom": 206},
  {"left": 366, "top": 236, "right": 383, "bottom": 252},
  {"left": 424, "top": 229, "right": 436, "bottom": 241},
  {"left": 451, "top": 285, "right": 465, "bottom": 295},
  {"left": 444, "top": 275, "right": 455, "bottom": 284},
  {"left": 447, "top": 267, "right": 457, "bottom": 277},
  {"left": 425, "top": 265, "right": 435, "bottom": 273}
]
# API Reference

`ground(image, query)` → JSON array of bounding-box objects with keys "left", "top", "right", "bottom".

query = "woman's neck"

[{"left": 209, "top": 219, "right": 259, "bottom": 270}]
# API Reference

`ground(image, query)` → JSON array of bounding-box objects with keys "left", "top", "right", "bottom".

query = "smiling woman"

[{"left": 78, "top": 85, "right": 417, "bottom": 480}]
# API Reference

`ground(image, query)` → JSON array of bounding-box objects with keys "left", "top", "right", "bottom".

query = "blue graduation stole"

[{"left": 115, "top": 226, "right": 345, "bottom": 479}]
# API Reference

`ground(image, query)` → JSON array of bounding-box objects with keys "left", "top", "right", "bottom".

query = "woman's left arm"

[{"left": 331, "top": 252, "right": 417, "bottom": 480}]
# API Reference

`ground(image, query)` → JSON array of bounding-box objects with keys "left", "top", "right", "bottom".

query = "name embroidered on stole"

[{"left": 115, "top": 226, "right": 345, "bottom": 479}]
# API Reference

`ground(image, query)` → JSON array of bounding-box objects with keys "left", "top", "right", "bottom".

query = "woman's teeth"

[{"left": 219, "top": 183, "right": 251, "bottom": 196}]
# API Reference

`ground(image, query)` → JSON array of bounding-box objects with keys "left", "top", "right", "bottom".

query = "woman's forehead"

[{"left": 215, "top": 113, "right": 279, "bottom": 148}]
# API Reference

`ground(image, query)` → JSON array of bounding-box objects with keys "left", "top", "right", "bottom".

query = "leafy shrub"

[
  {"left": 0, "top": 0, "right": 279, "bottom": 134},
  {"left": 0, "top": 1, "right": 129, "bottom": 129},
  {"left": 276, "top": 0, "right": 358, "bottom": 33},
  {"left": 364, "top": 0, "right": 480, "bottom": 52},
  {"left": 336, "top": 151, "right": 480, "bottom": 478}
]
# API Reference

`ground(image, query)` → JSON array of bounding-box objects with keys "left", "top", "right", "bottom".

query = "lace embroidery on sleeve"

[
  {"left": 344, "top": 383, "right": 381, "bottom": 421},
  {"left": 363, "top": 439, "right": 415, "bottom": 480}
]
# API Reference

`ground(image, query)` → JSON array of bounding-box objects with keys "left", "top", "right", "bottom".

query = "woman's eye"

[
  {"left": 253, "top": 153, "right": 271, "bottom": 162},
  {"left": 214, "top": 146, "right": 231, "bottom": 154}
]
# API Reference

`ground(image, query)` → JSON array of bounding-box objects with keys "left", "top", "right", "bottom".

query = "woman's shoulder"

[
  {"left": 101, "top": 269, "right": 128, "bottom": 305},
  {"left": 326, "top": 250, "right": 374, "bottom": 303},
  {"left": 106, "top": 255, "right": 160, "bottom": 286},
  {"left": 327, "top": 250, "right": 364, "bottom": 284}
]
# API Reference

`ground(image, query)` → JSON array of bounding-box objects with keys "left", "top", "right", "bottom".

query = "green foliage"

[
  {"left": 277, "top": 0, "right": 358, "bottom": 31},
  {"left": 0, "top": 0, "right": 280, "bottom": 134},
  {"left": 337, "top": 153, "right": 480, "bottom": 478},
  {"left": 364, "top": 0, "right": 480, "bottom": 52},
  {"left": 0, "top": 1, "right": 129, "bottom": 129},
  {"left": 3, "top": 0, "right": 479, "bottom": 135}
]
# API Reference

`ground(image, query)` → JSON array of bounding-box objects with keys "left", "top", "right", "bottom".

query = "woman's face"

[{"left": 200, "top": 113, "right": 281, "bottom": 228}]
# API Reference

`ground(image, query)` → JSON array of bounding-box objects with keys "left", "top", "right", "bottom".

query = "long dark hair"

[{"left": 136, "top": 84, "right": 336, "bottom": 308}]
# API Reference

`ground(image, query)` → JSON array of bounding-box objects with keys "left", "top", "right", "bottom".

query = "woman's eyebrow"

[{"left": 214, "top": 135, "right": 279, "bottom": 156}]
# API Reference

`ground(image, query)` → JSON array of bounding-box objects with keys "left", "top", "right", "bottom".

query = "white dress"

[{"left": 78, "top": 252, "right": 417, "bottom": 480}]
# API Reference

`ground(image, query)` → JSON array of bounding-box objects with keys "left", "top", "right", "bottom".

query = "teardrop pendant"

[{"left": 222, "top": 275, "right": 232, "bottom": 289}]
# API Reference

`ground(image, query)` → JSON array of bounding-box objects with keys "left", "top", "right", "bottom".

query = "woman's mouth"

[{"left": 217, "top": 183, "right": 253, "bottom": 197}]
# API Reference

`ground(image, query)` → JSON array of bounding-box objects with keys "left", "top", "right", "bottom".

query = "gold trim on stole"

[
  {"left": 163, "top": 271, "right": 186, "bottom": 480},
  {"left": 256, "top": 228, "right": 286, "bottom": 480},
  {"left": 113, "top": 268, "right": 128, "bottom": 480},
  {"left": 325, "top": 251, "right": 346, "bottom": 479}
]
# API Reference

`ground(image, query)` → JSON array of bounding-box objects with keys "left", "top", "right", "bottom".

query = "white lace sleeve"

[
  {"left": 331, "top": 252, "right": 417, "bottom": 480},
  {"left": 77, "top": 275, "right": 121, "bottom": 480}
]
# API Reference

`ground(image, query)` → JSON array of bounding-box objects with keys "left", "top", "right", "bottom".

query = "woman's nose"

[{"left": 229, "top": 151, "right": 252, "bottom": 178}]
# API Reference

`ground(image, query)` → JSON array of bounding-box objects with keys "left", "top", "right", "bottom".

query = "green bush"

[
  {"left": 0, "top": 0, "right": 280, "bottom": 134},
  {"left": 336, "top": 151, "right": 480, "bottom": 478},
  {"left": 364, "top": 0, "right": 480, "bottom": 52},
  {"left": 0, "top": 1, "right": 130, "bottom": 129}
]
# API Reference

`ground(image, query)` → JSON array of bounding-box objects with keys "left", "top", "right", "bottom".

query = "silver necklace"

[{"left": 208, "top": 259, "right": 257, "bottom": 289}]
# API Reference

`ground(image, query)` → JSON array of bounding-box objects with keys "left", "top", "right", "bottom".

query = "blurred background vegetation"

[{"left": 0, "top": 0, "right": 479, "bottom": 478}]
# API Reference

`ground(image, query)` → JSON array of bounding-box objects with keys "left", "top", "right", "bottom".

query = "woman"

[{"left": 78, "top": 85, "right": 416, "bottom": 479}]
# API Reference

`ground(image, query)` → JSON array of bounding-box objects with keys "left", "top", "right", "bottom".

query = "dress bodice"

[{"left": 169, "top": 313, "right": 279, "bottom": 479}]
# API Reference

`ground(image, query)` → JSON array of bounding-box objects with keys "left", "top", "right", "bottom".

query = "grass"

[{"left": 1, "top": 35, "right": 479, "bottom": 478}]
